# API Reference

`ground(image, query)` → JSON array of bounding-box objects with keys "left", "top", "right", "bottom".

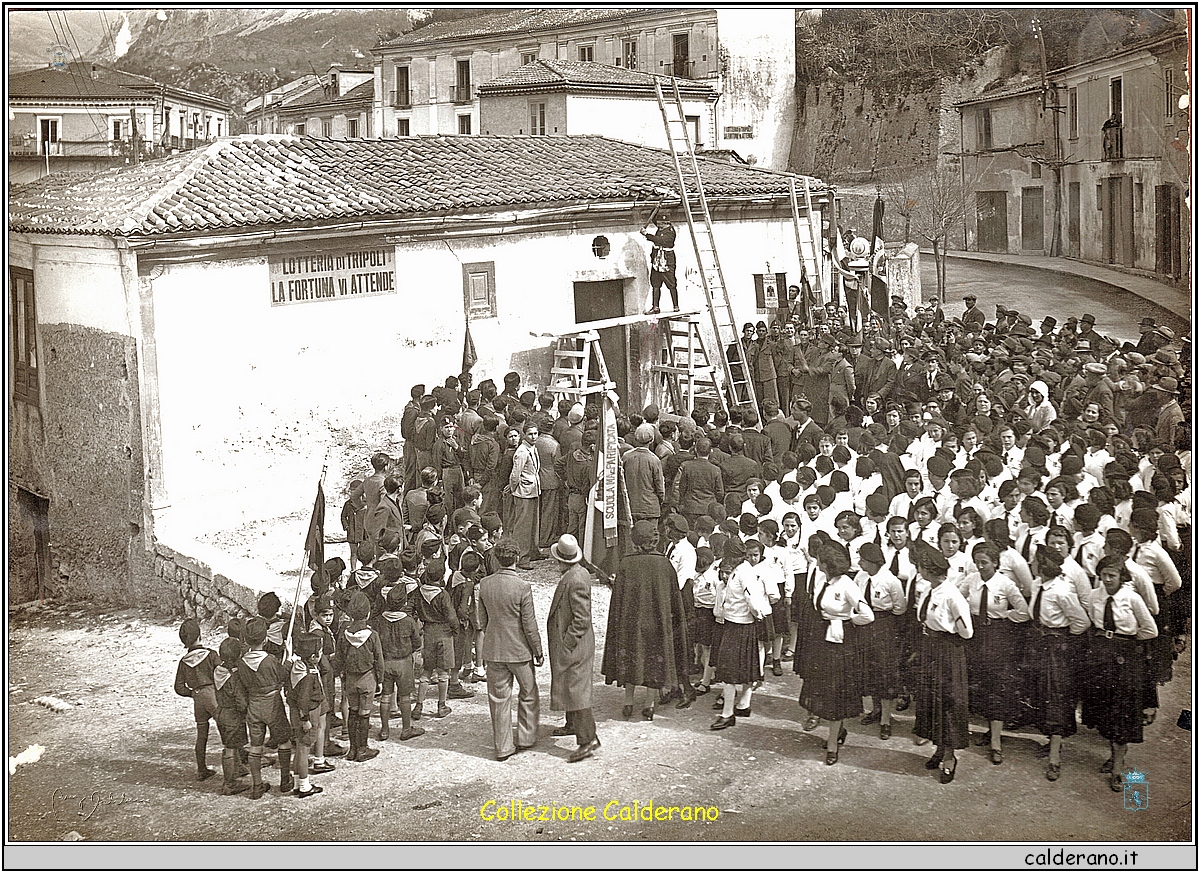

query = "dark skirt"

[
  {"left": 1027, "top": 628, "right": 1079, "bottom": 738},
  {"left": 791, "top": 595, "right": 825, "bottom": 679},
  {"left": 1081, "top": 632, "right": 1146, "bottom": 745},
  {"left": 681, "top": 580, "right": 698, "bottom": 647},
  {"left": 1145, "top": 588, "right": 1174, "bottom": 690},
  {"left": 897, "top": 608, "right": 923, "bottom": 695},
  {"left": 966, "top": 618, "right": 1022, "bottom": 724},
  {"left": 799, "top": 625, "right": 862, "bottom": 721},
  {"left": 856, "top": 611, "right": 902, "bottom": 699},
  {"left": 715, "top": 620, "right": 761, "bottom": 686},
  {"left": 770, "top": 597, "right": 789, "bottom": 635},
  {"left": 913, "top": 630, "right": 970, "bottom": 749},
  {"left": 693, "top": 605, "right": 716, "bottom": 648}
]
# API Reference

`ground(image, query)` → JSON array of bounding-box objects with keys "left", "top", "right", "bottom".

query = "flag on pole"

[
  {"left": 304, "top": 480, "right": 325, "bottom": 577},
  {"left": 462, "top": 319, "right": 478, "bottom": 373},
  {"left": 869, "top": 193, "right": 890, "bottom": 332}
]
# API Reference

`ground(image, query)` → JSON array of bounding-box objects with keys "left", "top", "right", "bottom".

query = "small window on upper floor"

[{"left": 578, "top": 43, "right": 594, "bottom": 62}]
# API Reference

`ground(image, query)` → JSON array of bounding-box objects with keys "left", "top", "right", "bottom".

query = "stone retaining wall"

[{"left": 152, "top": 536, "right": 297, "bottom": 628}]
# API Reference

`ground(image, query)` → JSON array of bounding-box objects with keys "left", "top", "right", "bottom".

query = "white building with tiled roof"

[
  {"left": 8, "top": 134, "right": 827, "bottom": 609},
  {"left": 478, "top": 60, "right": 718, "bottom": 148},
  {"left": 372, "top": 7, "right": 795, "bottom": 170},
  {"left": 8, "top": 63, "right": 228, "bottom": 184}
]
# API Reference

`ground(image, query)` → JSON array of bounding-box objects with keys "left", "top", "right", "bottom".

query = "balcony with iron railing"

[
  {"left": 10, "top": 135, "right": 211, "bottom": 159},
  {"left": 391, "top": 89, "right": 411, "bottom": 109},
  {"left": 452, "top": 85, "right": 472, "bottom": 104}
]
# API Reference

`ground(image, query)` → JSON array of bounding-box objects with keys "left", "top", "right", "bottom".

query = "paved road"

[{"left": 921, "top": 257, "right": 1191, "bottom": 344}]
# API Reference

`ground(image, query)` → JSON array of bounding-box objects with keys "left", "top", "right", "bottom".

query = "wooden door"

[{"left": 1021, "top": 187, "right": 1044, "bottom": 252}]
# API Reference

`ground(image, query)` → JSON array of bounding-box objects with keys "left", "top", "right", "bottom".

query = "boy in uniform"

[
  {"left": 286, "top": 634, "right": 330, "bottom": 797},
  {"left": 337, "top": 591, "right": 385, "bottom": 762},
  {"left": 372, "top": 585, "right": 424, "bottom": 741},
  {"left": 173, "top": 618, "right": 219, "bottom": 781},
  {"left": 415, "top": 558, "right": 460, "bottom": 719},
  {"left": 256, "top": 592, "right": 291, "bottom": 661},
  {"left": 213, "top": 637, "right": 250, "bottom": 795},
  {"left": 235, "top": 617, "right": 295, "bottom": 799}
]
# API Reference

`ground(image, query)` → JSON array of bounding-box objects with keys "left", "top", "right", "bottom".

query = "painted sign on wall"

[{"left": 268, "top": 248, "right": 396, "bottom": 305}]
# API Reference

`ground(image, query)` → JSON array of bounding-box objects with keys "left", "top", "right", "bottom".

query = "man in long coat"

[
  {"left": 601, "top": 521, "right": 690, "bottom": 720},
  {"left": 546, "top": 534, "right": 600, "bottom": 762}
]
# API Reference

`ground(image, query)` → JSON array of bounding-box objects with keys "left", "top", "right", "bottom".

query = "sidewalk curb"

[{"left": 931, "top": 250, "right": 1191, "bottom": 323}]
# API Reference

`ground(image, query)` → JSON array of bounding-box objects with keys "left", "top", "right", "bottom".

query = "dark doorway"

[
  {"left": 14, "top": 488, "right": 50, "bottom": 602},
  {"left": 573, "top": 279, "right": 629, "bottom": 403},
  {"left": 1102, "top": 175, "right": 1133, "bottom": 266},
  {"left": 1021, "top": 187, "right": 1044, "bottom": 252},
  {"left": 1068, "top": 182, "right": 1081, "bottom": 258},
  {"left": 976, "top": 191, "right": 1008, "bottom": 253},
  {"left": 672, "top": 32, "right": 690, "bottom": 77},
  {"left": 1155, "top": 183, "right": 1182, "bottom": 279}
]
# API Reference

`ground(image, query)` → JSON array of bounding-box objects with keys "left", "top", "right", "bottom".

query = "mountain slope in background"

[{"left": 8, "top": 8, "right": 416, "bottom": 129}]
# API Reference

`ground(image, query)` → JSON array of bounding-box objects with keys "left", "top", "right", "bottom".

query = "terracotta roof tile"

[
  {"left": 479, "top": 59, "right": 715, "bottom": 97},
  {"left": 10, "top": 134, "right": 820, "bottom": 237}
]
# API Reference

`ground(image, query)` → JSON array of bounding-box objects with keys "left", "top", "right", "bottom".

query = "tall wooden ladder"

[
  {"left": 654, "top": 77, "right": 757, "bottom": 412},
  {"left": 789, "top": 175, "right": 825, "bottom": 305},
  {"left": 651, "top": 314, "right": 727, "bottom": 417},
  {"left": 548, "top": 330, "right": 616, "bottom": 408}
]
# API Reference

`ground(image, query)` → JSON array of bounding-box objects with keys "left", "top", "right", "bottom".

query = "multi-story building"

[
  {"left": 372, "top": 7, "right": 795, "bottom": 169},
  {"left": 955, "top": 28, "right": 1189, "bottom": 287},
  {"left": 478, "top": 59, "right": 718, "bottom": 148},
  {"left": 244, "top": 65, "right": 375, "bottom": 138},
  {"left": 9, "top": 63, "right": 228, "bottom": 184}
]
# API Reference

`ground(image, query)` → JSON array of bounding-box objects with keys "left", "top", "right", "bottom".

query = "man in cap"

[
  {"left": 642, "top": 210, "right": 678, "bottom": 314},
  {"left": 961, "top": 293, "right": 985, "bottom": 333},
  {"left": 546, "top": 534, "right": 600, "bottom": 762},
  {"left": 1135, "top": 317, "right": 1162, "bottom": 356},
  {"left": 622, "top": 423, "right": 666, "bottom": 528},
  {"left": 1081, "top": 360, "right": 1115, "bottom": 424}
]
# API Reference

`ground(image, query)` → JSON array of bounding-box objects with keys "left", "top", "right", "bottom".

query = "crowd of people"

[{"left": 173, "top": 290, "right": 1191, "bottom": 797}]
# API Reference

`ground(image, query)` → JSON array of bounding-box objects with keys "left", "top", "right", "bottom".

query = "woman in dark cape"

[{"left": 601, "top": 520, "right": 691, "bottom": 720}]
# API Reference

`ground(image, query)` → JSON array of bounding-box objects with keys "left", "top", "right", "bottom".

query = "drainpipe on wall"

[{"left": 958, "top": 106, "right": 967, "bottom": 251}]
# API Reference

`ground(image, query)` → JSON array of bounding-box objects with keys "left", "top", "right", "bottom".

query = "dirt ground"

[{"left": 7, "top": 568, "right": 1193, "bottom": 844}]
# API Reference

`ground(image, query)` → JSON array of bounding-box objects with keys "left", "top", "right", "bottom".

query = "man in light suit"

[{"left": 479, "top": 536, "right": 544, "bottom": 761}]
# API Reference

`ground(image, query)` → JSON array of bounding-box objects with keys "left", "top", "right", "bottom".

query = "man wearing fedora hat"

[
  {"left": 1152, "top": 378, "right": 1184, "bottom": 446},
  {"left": 546, "top": 534, "right": 600, "bottom": 762}
]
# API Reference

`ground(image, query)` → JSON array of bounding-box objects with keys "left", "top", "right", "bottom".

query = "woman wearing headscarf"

[
  {"left": 601, "top": 520, "right": 691, "bottom": 721},
  {"left": 1025, "top": 380, "right": 1057, "bottom": 435}
]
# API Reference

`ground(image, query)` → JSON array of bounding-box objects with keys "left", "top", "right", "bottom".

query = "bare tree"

[{"left": 885, "top": 160, "right": 974, "bottom": 304}]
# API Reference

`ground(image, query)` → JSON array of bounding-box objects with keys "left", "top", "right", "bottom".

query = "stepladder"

[
  {"left": 548, "top": 330, "right": 616, "bottom": 409},
  {"left": 650, "top": 313, "right": 727, "bottom": 417}
]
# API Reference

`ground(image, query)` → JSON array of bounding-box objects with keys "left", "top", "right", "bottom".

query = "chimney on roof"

[{"left": 91, "top": 64, "right": 98, "bottom": 79}]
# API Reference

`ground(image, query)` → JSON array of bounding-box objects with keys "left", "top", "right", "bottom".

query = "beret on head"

[
  {"left": 245, "top": 617, "right": 268, "bottom": 645},
  {"left": 858, "top": 541, "right": 885, "bottom": 565},
  {"left": 865, "top": 491, "right": 890, "bottom": 517},
  {"left": 919, "top": 547, "right": 951, "bottom": 574},
  {"left": 631, "top": 519, "right": 659, "bottom": 546},
  {"left": 294, "top": 633, "right": 322, "bottom": 659},
  {"left": 1059, "top": 454, "right": 1084, "bottom": 475},
  {"left": 1023, "top": 445, "right": 1047, "bottom": 467},
  {"left": 346, "top": 591, "right": 371, "bottom": 621},
  {"left": 926, "top": 454, "right": 953, "bottom": 479}
]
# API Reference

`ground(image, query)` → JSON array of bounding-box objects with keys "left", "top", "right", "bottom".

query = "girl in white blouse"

[
  {"left": 1081, "top": 555, "right": 1159, "bottom": 792},
  {"left": 966, "top": 542, "right": 1029, "bottom": 765},
  {"left": 798, "top": 542, "right": 874, "bottom": 765},
  {"left": 912, "top": 547, "right": 973, "bottom": 784}
]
